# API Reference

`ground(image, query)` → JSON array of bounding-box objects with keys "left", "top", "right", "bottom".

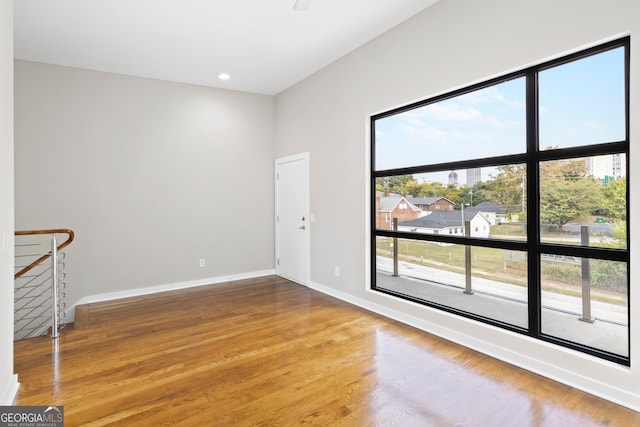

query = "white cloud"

[
  {"left": 399, "top": 122, "right": 465, "bottom": 144},
  {"left": 459, "top": 85, "right": 524, "bottom": 110},
  {"left": 413, "top": 102, "right": 506, "bottom": 128}
]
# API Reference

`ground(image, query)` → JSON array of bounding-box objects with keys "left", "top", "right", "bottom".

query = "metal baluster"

[
  {"left": 51, "top": 234, "right": 59, "bottom": 338},
  {"left": 579, "top": 226, "right": 595, "bottom": 323},
  {"left": 463, "top": 221, "right": 474, "bottom": 295},
  {"left": 392, "top": 218, "right": 399, "bottom": 277}
]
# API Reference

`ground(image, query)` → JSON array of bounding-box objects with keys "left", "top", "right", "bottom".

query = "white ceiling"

[{"left": 14, "top": 0, "right": 440, "bottom": 95}]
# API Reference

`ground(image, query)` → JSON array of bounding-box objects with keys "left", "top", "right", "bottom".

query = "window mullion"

[{"left": 526, "top": 70, "right": 541, "bottom": 337}]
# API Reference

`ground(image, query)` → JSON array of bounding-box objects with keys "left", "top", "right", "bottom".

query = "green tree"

[
  {"left": 484, "top": 164, "right": 526, "bottom": 215},
  {"left": 387, "top": 175, "right": 414, "bottom": 195},
  {"left": 539, "top": 159, "right": 601, "bottom": 230},
  {"left": 376, "top": 175, "right": 415, "bottom": 196},
  {"left": 445, "top": 184, "right": 462, "bottom": 205},
  {"left": 404, "top": 179, "right": 422, "bottom": 198},
  {"left": 457, "top": 183, "right": 489, "bottom": 207},
  {"left": 609, "top": 221, "right": 627, "bottom": 249},
  {"left": 425, "top": 181, "right": 448, "bottom": 197},
  {"left": 599, "top": 178, "right": 626, "bottom": 221}
]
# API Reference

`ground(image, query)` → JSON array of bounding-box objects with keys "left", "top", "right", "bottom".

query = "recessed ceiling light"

[{"left": 218, "top": 73, "right": 231, "bottom": 81}]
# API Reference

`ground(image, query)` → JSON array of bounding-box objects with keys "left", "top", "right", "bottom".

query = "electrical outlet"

[
  {"left": 199, "top": 258, "right": 206, "bottom": 267},
  {"left": 334, "top": 266, "right": 340, "bottom": 277}
]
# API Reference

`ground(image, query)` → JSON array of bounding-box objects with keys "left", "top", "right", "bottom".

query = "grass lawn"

[{"left": 376, "top": 236, "right": 627, "bottom": 306}]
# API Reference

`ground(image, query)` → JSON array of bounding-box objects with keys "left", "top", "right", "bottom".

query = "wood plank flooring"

[{"left": 13, "top": 275, "right": 640, "bottom": 426}]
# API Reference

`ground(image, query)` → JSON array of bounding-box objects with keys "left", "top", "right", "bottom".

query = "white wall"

[
  {"left": 0, "top": 0, "right": 18, "bottom": 405},
  {"left": 14, "top": 61, "right": 276, "bottom": 308},
  {"left": 275, "top": 0, "right": 640, "bottom": 410}
]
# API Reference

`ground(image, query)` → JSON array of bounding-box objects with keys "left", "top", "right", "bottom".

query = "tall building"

[
  {"left": 588, "top": 154, "right": 626, "bottom": 181},
  {"left": 612, "top": 153, "right": 625, "bottom": 179},
  {"left": 448, "top": 170, "right": 458, "bottom": 185},
  {"left": 466, "top": 168, "right": 482, "bottom": 187}
]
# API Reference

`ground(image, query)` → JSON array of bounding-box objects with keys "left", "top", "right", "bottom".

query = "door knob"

[{"left": 298, "top": 225, "right": 306, "bottom": 230}]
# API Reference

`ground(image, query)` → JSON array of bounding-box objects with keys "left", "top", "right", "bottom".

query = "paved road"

[
  {"left": 562, "top": 222, "right": 614, "bottom": 237},
  {"left": 376, "top": 256, "right": 627, "bottom": 324},
  {"left": 376, "top": 256, "right": 628, "bottom": 356}
]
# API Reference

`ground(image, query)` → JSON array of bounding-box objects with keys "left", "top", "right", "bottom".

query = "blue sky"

[
  {"left": 539, "top": 47, "right": 625, "bottom": 149},
  {"left": 374, "top": 46, "right": 625, "bottom": 185}
]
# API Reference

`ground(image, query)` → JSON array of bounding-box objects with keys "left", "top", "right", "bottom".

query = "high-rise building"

[
  {"left": 466, "top": 168, "right": 481, "bottom": 187},
  {"left": 588, "top": 154, "right": 626, "bottom": 181},
  {"left": 448, "top": 170, "right": 458, "bottom": 185},
  {"left": 612, "top": 153, "right": 625, "bottom": 179}
]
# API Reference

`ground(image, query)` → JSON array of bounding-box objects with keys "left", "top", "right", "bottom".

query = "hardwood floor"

[{"left": 13, "top": 275, "right": 640, "bottom": 426}]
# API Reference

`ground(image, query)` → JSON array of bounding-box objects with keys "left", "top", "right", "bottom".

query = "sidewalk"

[{"left": 376, "top": 256, "right": 628, "bottom": 357}]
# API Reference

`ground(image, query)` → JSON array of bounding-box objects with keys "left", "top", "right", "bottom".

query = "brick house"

[
  {"left": 375, "top": 196, "right": 421, "bottom": 230},
  {"left": 407, "top": 196, "right": 455, "bottom": 213}
]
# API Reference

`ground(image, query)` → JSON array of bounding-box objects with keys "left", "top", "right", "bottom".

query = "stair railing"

[{"left": 14, "top": 229, "right": 74, "bottom": 340}]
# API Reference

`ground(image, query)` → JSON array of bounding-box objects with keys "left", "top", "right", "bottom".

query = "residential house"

[
  {"left": 407, "top": 196, "right": 455, "bottom": 214},
  {"left": 464, "top": 201, "right": 508, "bottom": 225},
  {"left": 376, "top": 196, "right": 421, "bottom": 230},
  {"left": 398, "top": 210, "right": 491, "bottom": 238}
]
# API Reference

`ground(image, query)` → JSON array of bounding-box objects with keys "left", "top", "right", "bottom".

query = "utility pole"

[{"left": 521, "top": 172, "right": 526, "bottom": 234}]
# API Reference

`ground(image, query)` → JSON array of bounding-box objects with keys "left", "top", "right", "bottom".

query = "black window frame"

[{"left": 370, "top": 37, "right": 630, "bottom": 365}]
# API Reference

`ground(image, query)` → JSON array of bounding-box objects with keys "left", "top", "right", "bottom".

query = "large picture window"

[{"left": 371, "top": 38, "right": 629, "bottom": 364}]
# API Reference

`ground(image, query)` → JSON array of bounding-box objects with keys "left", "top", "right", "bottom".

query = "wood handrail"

[{"left": 14, "top": 229, "right": 75, "bottom": 279}]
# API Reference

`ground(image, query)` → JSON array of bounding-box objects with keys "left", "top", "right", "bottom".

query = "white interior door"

[{"left": 275, "top": 153, "right": 310, "bottom": 285}]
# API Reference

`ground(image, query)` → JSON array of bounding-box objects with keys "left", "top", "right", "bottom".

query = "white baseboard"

[
  {"left": 307, "top": 280, "right": 640, "bottom": 413},
  {"left": 0, "top": 374, "right": 19, "bottom": 405},
  {"left": 65, "top": 269, "right": 276, "bottom": 322}
]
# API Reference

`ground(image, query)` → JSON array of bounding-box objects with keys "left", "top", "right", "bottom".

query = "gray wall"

[
  {"left": 14, "top": 61, "right": 276, "bottom": 307},
  {"left": 0, "top": 0, "right": 17, "bottom": 405},
  {"left": 275, "top": 0, "right": 640, "bottom": 410}
]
